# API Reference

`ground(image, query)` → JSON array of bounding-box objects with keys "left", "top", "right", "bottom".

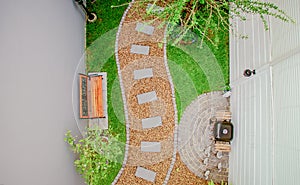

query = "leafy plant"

[
  {"left": 208, "top": 180, "right": 216, "bottom": 185},
  {"left": 208, "top": 180, "right": 233, "bottom": 185},
  {"left": 65, "top": 127, "right": 123, "bottom": 185},
  {"left": 168, "top": 24, "right": 198, "bottom": 44},
  {"left": 146, "top": 0, "right": 294, "bottom": 45}
]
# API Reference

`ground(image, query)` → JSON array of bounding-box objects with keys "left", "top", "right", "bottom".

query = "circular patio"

[{"left": 178, "top": 91, "right": 230, "bottom": 183}]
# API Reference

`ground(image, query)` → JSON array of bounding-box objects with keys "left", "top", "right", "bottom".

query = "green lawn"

[
  {"left": 86, "top": 0, "right": 130, "bottom": 184},
  {"left": 86, "top": 0, "right": 130, "bottom": 47},
  {"left": 167, "top": 28, "right": 229, "bottom": 121},
  {"left": 167, "top": 45, "right": 210, "bottom": 120},
  {"left": 96, "top": 56, "right": 126, "bottom": 185}
]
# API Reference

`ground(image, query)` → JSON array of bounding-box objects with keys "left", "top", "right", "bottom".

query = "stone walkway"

[
  {"left": 178, "top": 91, "right": 230, "bottom": 183},
  {"left": 113, "top": 1, "right": 177, "bottom": 185}
]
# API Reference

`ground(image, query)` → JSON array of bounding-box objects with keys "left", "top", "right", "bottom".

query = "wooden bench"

[{"left": 79, "top": 74, "right": 105, "bottom": 119}]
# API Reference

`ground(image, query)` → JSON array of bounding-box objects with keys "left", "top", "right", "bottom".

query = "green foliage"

[
  {"left": 208, "top": 180, "right": 232, "bottom": 185},
  {"left": 65, "top": 127, "right": 123, "bottom": 185},
  {"left": 84, "top": 1, "right": 129, "bottom": 183},
  {"left": 147, "top": 0, "right": 294, "bottom": 45},
  {"left": 208, "top": 180, "right": 216, "bottom": 185},
  {"left": 167, "top": 10, "right": 229, "bottom": 121},
  {"left": 232, "top": 0, "right": 295, "bottom": 30},
  {"left": 167, "top": 45, "right": 210, "bottom": 120}
]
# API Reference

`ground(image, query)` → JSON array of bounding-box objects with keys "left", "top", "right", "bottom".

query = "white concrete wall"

[{"left": 0, "top": 0, "right": 85, "bottom": 184}]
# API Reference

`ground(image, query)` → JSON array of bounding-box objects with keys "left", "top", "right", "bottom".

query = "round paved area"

[{"left": 178, "top": 91, "right": 230, "bottom": 182}]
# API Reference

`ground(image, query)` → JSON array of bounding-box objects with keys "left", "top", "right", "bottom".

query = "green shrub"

[
  {"left": 65, "top": 127, "right": 123, "bottom": 185},
  {"left": 148, "top": 0, "right": 294, "bottom": 45}
]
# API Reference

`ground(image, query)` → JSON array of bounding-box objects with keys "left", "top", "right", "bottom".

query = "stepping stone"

[
  {"left": 135, "top": 166, "right": 157, "bottom": 183},
  {"left": 135, "top": 22, "right": 155, "bottom": 35},
  {"left": 142, "top": 116, "right": 162, "bottom": 129},
  {"left": 130, "top": 44, "right": 150, "bottom": 55},
  {"left": 146, "top": 3, "right": 164, "bottom": 14},
  {"left": 141, "top": 141, "right": 161, "bottom": 152},
  {"left": 134, "top": 68, "right": 153, "bottom": 80},
  {"left": 137, "top": 91, "right": 157, "bottom": 104}
]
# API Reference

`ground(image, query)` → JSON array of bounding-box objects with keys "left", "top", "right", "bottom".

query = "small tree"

[{"left": 65, "top": 127, "right": 123, "bottom": 185}]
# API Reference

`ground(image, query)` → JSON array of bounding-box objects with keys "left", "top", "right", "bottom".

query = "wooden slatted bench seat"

[{"left": 79, "top": 74, "right": 105, "bottom": 119}]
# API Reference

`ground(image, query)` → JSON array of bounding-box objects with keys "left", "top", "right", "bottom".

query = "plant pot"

[{"left": 87, "top": 13, "right": 97, "bottom": 23}]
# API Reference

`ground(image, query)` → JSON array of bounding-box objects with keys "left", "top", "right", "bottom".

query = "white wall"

[
  {"left": 229, "top": 12, "right": 273, "bottom": 185},
  {"left": 230, "top": 13, "right": 270, "bottom": 82},
  {"left": 270, "top": 1, "right": 300, "bottom": 184},
  {"left": 229, "top": 0, "right": 300, "bottom": 184},
  {"left": 272, "top": 54, "right": 300, "bottom": 185},
  {"left": 230, "top": 68, "right": 273, "bottom": 185},
  {"left": 270, "top": 0, "right": 300, "bottom": 61},
  {"left": 0, "top": 0, "right": 85, "bottom": 184}
]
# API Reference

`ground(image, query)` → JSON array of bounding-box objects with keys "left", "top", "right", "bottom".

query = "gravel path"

[{"left": 112, "top": 1, "right": 178, "bottom": 184}]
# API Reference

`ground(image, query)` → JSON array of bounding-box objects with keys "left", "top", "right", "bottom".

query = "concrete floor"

[{"left": 0, "top": 0, "right": 86, "bottom": 184}]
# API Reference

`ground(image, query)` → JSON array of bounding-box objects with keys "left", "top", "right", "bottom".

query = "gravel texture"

[
  {"left": 168, "top": 153, "right": 208, "bottom": 185},
  {"left": 113, "top": 0, "right": 177, "bottom": 184}
]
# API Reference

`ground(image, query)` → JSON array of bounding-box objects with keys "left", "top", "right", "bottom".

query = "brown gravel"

[
  {"left": 118, "top": 22, "right": 165, "bottom": 50},
  {"left": 115, "top": 1, "right": 176, "bottom": 184},
  {"left": 123, "top": 1, "right": 169, "bottom": 23},
  {"left": 168, "top": 153, "right": 208, "bottom": 185},
  {"left": 118, "top": 41, "right": 165, "bottom": 70},
  {"left": 116, "top": 158, "right": 172, "bottom": 185}
]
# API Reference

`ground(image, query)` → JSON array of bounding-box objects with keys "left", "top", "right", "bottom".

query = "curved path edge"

[
  {"left": 162, "top": 25, "right": 178, "bottom": 185},
  {"left": 112, "top": 1, "right": 135, "bottom": 184},
  {"left": 112, "top": 2, "right": 178, "bottom": 184}
]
